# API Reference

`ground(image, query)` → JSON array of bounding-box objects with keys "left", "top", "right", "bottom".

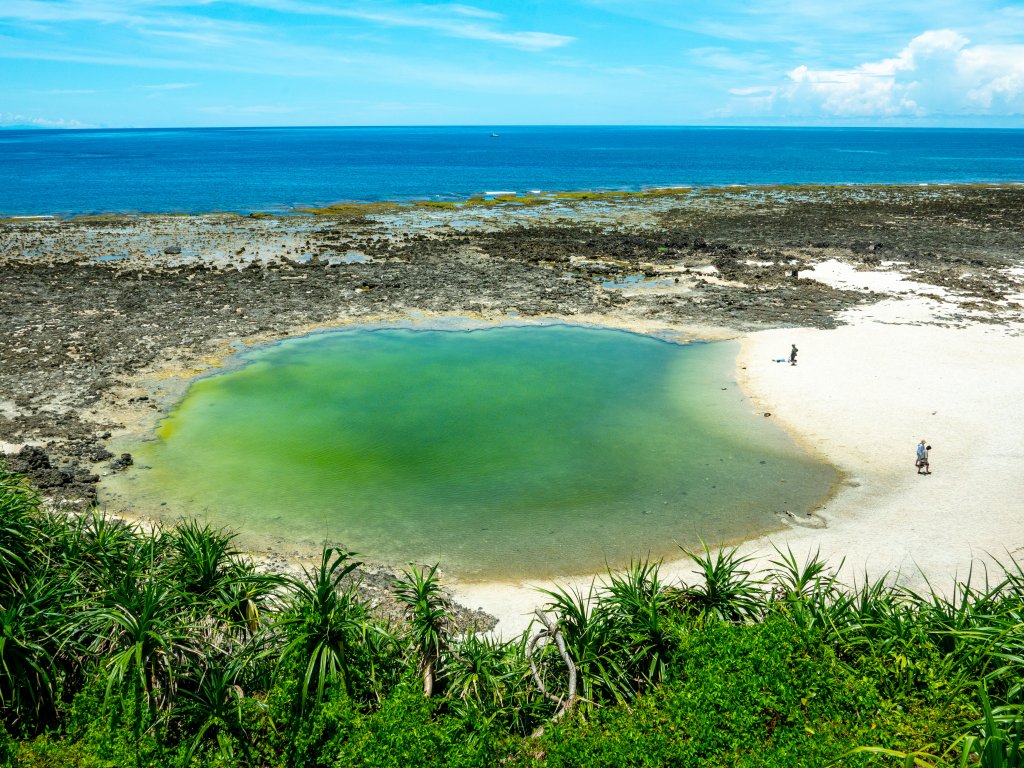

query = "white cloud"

[
  {"left": 690, "top": 46, "right": 772, "bottom": 74},
  {"left": 739, "top": 30, "right": 1024, "bottom": 117},
  {"left": 218, "top": 0, "right": 575, "bottom": 52},
  {"left": 0, "top": 0, "right": 261, "bottom": 35},
  {"left": 0, "top": 111, "right": 90, "bottom": 127},
  {"left": 198, "top": 104, "right": 297, "bottom": 114},
  {"left": 322, "top": 4, "right": 576, "bottom": 52},
  {"left": 140, "top": 82, "right": 198, "bottom": 91}
]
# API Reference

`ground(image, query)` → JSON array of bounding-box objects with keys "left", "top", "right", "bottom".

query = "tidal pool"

[{"left": 108, "top": 324, "right": 837, "bottom": 580}]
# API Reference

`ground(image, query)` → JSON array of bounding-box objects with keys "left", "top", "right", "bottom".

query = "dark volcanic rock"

[
  {"left": 88, "top": 446, "right": 114, "bottom": 462},
  {"left": 2, "top": 445, "right": 98, "bottom": 503},
  {"left": 8, "top": 444, "right": 52, "bottom": 472},
  {"left": 109, "top": 453, "right": 134, "bottom": 471},
  {"left": 32, "top": 466, "right": 74, "bottom": 488}
]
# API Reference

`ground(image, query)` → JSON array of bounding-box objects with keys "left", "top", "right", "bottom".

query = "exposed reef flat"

[{"left": 2, "top": 185, "right": 1023, "bottom": 631}]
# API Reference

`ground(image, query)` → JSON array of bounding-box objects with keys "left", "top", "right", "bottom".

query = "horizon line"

[{"left": 4, "top": 122, "right": 1024, "bottom": 132}]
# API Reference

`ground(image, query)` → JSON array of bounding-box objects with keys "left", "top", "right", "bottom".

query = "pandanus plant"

[
  {"left": 0, "top": 469, "right": 37, "bottom": 595},
  {"left": 446, "top": 630, "right": 525, "bottom": 721},
  {"left": 537, "top": 580, "right": 631, "bottom": 708},
  {"left": 83, "top": 574, "right": 198, "bottom": 718},
  {"left": 677, "top": 543, "right": 764, "bottom": 623},
  {"left": 176, "top": 652, "right": 261, "bottom": 765},
  {"left": 167, "top": 520, "right": 240, "bottom": 600},
  {"left": 276, "top": 548, "right": 369, "bottom": 710},
  {"left": 167, "top": 520, "right": 282, "bottom": 640},
  {"left": 0, "top": 566, "right": 71, "bottom": 733},
  {"left": 392, "top": 563, "right": 451, "bottom": 697},
  {"left": 536, "top": 560, "right": 677, "bottom": 711}
]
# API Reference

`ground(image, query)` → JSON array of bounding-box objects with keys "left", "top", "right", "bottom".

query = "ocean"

[{"left": 2, "top": 125, "right": 1023, "bottom": 216}]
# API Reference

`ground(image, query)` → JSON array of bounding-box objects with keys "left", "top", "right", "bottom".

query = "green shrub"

[
  {"left": 529, "top": 617, "right": 966, "bottom": 767},
  {"left": 2, "top": 466, "right": 1020, "bottom": 767},
  {"left": 316, "top": 683, "right": 503, "bottom": 768},
  {"left": 0, "top": 723, "right": 15, "bottom": 768}
]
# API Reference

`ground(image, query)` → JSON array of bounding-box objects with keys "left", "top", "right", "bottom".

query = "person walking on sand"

[
  {"left": 789, "top": 344, "right": 798, "bottom": 366},
  {"left": 916, "top": 439, "right": 931, "bottom": 475}
]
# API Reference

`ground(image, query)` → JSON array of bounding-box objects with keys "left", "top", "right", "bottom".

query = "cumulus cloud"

[{"left": 733, "top": 30, "right": 1024, "bottom": 117}]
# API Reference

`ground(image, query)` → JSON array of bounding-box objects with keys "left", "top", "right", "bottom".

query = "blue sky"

[{"left": 2, "top": 0, "right": 1023, "bottom": 127}]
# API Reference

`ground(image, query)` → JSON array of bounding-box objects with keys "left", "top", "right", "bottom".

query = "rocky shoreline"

[{"left": 3, "top": 184, "right": 1022, "bottom": 621}]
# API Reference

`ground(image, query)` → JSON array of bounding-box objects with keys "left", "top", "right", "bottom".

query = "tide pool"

[{"left": 107, "top": 324, "right": 837, "bottom": 579}]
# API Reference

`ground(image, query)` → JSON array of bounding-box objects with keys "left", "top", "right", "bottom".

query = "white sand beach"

[{"left": 452, "top": 264, "right": 1024, "bottom": 636}]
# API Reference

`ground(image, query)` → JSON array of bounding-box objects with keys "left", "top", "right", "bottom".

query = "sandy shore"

[
  {"left": 4, "top": 186, "right": 1023, "bottom": 636},
  {"left": 451, "top": 269, "right": 1024, "bottom": 637},
  {"left": 733, "top": 305, "right": 1024, "bottom": 572}
]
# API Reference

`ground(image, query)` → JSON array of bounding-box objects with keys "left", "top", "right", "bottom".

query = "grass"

[{"left": 2, "top": 461, "right": 1023, "bottom": 767}]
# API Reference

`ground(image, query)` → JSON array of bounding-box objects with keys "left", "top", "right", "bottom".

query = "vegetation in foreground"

[{"left": 1, "top": 464, "right": 1022, "bottom": 767}]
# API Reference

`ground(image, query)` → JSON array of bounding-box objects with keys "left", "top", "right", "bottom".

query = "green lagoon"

[{"left": 110, "top": 324, "right": 837, "bottom": 579}]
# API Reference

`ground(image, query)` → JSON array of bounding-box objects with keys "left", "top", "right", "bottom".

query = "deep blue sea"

[{"left": 2, "top": 125, "right": 1022, "bottom": 216}]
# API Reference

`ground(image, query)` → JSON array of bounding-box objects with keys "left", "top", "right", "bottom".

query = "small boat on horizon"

[{"left": 490, "top": 133, "right": 499, "bottom": 138}]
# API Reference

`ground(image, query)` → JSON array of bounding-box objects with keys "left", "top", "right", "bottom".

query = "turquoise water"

[
  {"left": 111, "top": 325, "right": 836, "bottom": 579},
  {"left": 3, "top": 126, "right": 1023, "bottom": 215}
]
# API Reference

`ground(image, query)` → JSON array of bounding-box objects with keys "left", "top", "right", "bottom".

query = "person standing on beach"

[
  {"left": 916, "top": 440, "right": 931, "bottom": 474},
  {"left": 789, "top": 344, "right": 798, "bottom": 366}
]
